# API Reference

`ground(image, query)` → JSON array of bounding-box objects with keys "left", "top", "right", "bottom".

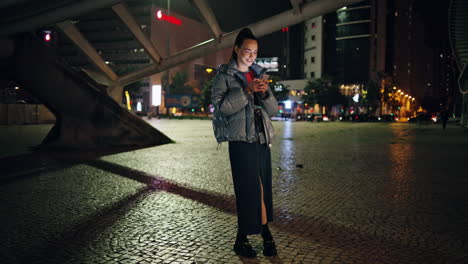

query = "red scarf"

[{"left": 243, "top": 70, "right": 255, "bottom": 85}]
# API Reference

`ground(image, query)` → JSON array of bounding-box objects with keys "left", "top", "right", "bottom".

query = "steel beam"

[
  {"left": 0, "top": 0, "right": 30, "bottom": 9},
  {"left": 290, "top": 0, "right": 303, "bottom": 14},
  {"left": 57, "top": 20, "right": 118, "bottom": 81},
  {"left": 118, "top": 0, "right": 363, "bottom": 86},
  {"left": 112, "top": 3, "right": 162, "bottom": 63},
  {"left": 0, "top": 0, "right": 123, "bottom": 36},
  {"left": 190, "top": 0, "right": 223, "bottom": 40}
]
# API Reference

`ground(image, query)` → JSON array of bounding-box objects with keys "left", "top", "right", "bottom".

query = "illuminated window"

[{"left": 152, "top": 85, "right": 162, "bottom": 106}]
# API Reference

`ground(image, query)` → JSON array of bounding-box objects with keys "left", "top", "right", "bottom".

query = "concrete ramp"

[{"left": 6, "top": 35, "right": 172, "bottom": 149}]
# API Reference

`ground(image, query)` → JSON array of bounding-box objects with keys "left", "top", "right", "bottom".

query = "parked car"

[
  {"left": 380, "top": 114, "right": 396, "bottom": 122},
  {"left": 408, "top": 114, "right": 436, "bottom": 123},
  {"left": 306, "top": 114, "right": 329, "bottom": 122}
]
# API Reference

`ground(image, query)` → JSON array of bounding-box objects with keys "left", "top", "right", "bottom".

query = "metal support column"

[
  {"left": 190, "top": 0, "right": 223, "bottom": 40},
  {"left": 112, "top": 3, "right": 162, "bottom": 63}
]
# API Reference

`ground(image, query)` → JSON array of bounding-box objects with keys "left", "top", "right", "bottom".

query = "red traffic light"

[
  {"left": 44, "top": 33, "right": 51, "bottom": 42},
  {"left": 42, "top": 30, "right": 53, "bottom": 42}
]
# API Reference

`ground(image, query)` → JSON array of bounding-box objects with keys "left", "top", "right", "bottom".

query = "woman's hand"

[{"left": 248, "top": 79, "right": 268, "bottom": 93}]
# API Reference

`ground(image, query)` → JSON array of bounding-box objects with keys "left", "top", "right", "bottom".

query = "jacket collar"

[
  {"left": 222, "top": 59, "right": 267, "bottom": 88},
  {"left": 223, "top": 59, "right": 266, "bottom": 77}
]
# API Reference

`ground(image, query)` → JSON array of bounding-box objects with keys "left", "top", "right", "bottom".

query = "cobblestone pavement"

[{"left": 1, "top": 120, "right": 468, "bottom": 264}]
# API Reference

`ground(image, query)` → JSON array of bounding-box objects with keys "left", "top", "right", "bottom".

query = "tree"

[
  {"left": 200, "top": 76, "right": 214, "bottom": 112},
  {"left": 302, "top": 77, "right": 346, "bottom": 114},
  {"left": 363, "top": 80, "right": 380, "bottom": 115},
  {"left": 376, "top": 71, "right": 403, "bottom": 115},
  {"left": 169, "top": 71, "right": 193, "bottom": 94},
  {"left": 302, "top": 79, "right": 319, "bottom": 107}
]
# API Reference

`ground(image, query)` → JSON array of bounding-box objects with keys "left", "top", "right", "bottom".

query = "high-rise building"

[
  {"left": 387, "top": 0, "right": 457, "bottom": 113},
  {"left": 303, "top": 16, "right": 323, "bottom": 80},
  {"left": 323, "top": 0, "right": 372, "bottom": 85}
]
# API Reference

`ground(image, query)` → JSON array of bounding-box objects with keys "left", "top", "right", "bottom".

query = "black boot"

[
  {"left": 261, "top": 224, "right": 277, "bottom": 257},
  {"left": 233, "top": 234, "right": 257, "bottom": 258}
]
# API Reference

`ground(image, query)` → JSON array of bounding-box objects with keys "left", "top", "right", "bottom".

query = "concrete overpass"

[{"left": 0, "top": 0, "right": 364, "bottom": 149}]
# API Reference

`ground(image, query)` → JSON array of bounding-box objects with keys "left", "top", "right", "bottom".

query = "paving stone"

[{"left": 1, "top": 121, "right": 467, "bottom": 263}]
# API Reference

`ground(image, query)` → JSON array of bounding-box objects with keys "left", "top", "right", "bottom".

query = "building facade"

[
  {"left": 387, "top": 0, "right": 457, "bottom": 115},
  {"left": 323, "top": 1, "right": 372, "bottom": 85},
  {"left": 149, "top": 6, "right": 231, "bottom": 114},
  {"left": 303, "top": 16, "right": 323, "bottom": 80}
]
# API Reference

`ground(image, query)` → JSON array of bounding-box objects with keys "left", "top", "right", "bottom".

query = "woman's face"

[{"left": 234, "top": 39, "right": 258, "bottom": 71}]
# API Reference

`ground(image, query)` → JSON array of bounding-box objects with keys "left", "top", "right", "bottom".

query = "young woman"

[{"left": 211, "top": 28, "right": 278, "bottom": 258}]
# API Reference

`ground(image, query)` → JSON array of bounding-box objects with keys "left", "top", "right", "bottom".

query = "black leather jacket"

[{"left": 211, "top": 59, "right": 278, "bottom": 145}]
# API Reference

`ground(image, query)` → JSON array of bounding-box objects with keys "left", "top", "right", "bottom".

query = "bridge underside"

[{"left": 0, "top": 0, "right": 363, "bottom": 150}]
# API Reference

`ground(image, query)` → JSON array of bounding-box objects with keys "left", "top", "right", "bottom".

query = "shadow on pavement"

[
  {"left": 0, "top": 145, "right": 150, "bottom": 186},
  {"left": 20, "top": 186, "right": 154, "bottom": 263},
  {"left": 83, "top": 160, "right": 456, "bottom": 263},
  {"left": 85, "top": 159, "right": 238, "bottom": 215},
  {"left": 13, "top": 158, "right": 462, "bottom": 263}
]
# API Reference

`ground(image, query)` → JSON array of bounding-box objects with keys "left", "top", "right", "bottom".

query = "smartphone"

[{"left": 259, "top": 74, "right": 270, "bottom": 80}]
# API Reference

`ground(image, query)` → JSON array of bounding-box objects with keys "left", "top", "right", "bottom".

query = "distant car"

[
  {"left": 307, "top": 114, "right": 329, "bottom": 122},
  {"left": 447, "top": 117, "right": 460, "bottom": 123},
  {"left": 295, "top": 114, "right": 305, "bottom": 121},
  {"left": 408, "top": 114, "right": 436, "bottom": 123},
  {"left": 367, "top": 116, "right": 380, "bottom": 122},
  {"left": 380, "top": 115, "right": 396, "bottom": 122}
]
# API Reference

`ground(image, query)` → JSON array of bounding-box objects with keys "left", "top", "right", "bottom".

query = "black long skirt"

[{"left": 228, "top": 141, "right": 273, "bottom": 235}]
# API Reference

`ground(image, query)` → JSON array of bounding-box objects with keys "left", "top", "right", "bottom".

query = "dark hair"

[{"left": 231, "top": 28, "right": 257, "bottom": 60}]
